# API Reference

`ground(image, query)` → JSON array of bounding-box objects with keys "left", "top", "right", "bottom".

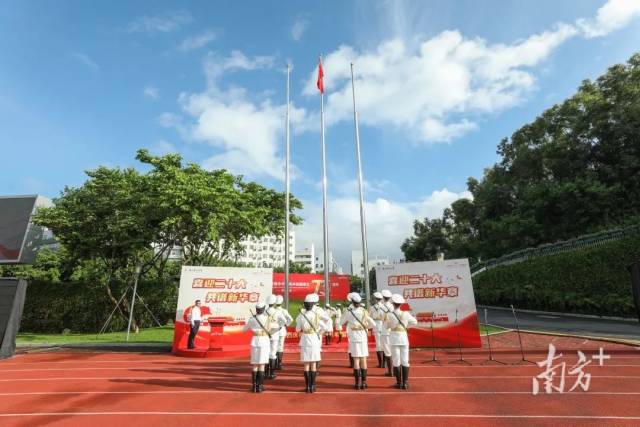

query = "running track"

[{"left": 2, "top": 342, "right": 640, "bottom": 426}]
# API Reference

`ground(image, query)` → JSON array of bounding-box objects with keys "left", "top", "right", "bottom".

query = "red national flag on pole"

[{"left": 316, "top": 57, "right": 324, "bottom": 93}]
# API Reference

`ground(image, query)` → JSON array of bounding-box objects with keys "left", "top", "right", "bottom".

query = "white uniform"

[
  {"left": 384, "top": 309, "right": 418, "bottom": 366},
  {"left": 341, "top": 306, "right": 375, "bottom": 357},
  {"left": 333, "top": 307, "right": 342, "bottom": 331},
  {"left": 275, "top": 306, "right": 293, "bottom": 352},
  {"left": 265, "top": 306, "right": 286, "bottom": 359},
  {"left": 380, "top": 301, "right": 394, "bottom": 357},
  {"left": 369, "top": 302, "right": 385, "bottom": 351},
  {"left": 296, "top": 308, "right": 330, "bottom": 362},
  {"left": 243, "top": 313, "right": 278, "bottom": 365}
]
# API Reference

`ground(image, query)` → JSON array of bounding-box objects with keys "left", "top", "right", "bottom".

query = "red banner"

[{"left": 272, "top": 273, "right": 350, "bottom": 301}]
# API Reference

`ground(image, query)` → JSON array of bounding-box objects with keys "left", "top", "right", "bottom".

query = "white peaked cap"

[
  {"left": 304, "top": 294, "right": 315, "bottom": 303},
  {"left": 381, "top": 290, "right": 392, "bottom": 298},
  {"left": 276, "top": 295, "right": 284, "bottom": 304},
  {"left": 351, "top": 294, "right": 362, "bottom": 303},
  {"left": 256, "top": 302, "right": 266, "bottom": 309},
  {"left": 267, "top": 294, "right": 277, "bottom": 305},
  {"left": 325, "top": 303, "right": 331, "bottom": 308},
  {"left": 373, "top": 292, "right": 383, "bottom": 299},
  {"left": 391, "top": 294, "right": 405, "bottom": 304},
  {"left": 311, "top": 293, "right": 320, "bottom": 303}
]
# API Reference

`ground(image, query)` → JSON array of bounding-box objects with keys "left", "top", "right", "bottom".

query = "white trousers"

[
  {"left": 391, "top": 345, "right": 409, "bottom": 367},
  {"left": 373, "top": 325, "right": 382, "bottom": 351},
  {"left": 277, "top": 333, "right": 286, "bottom": 352},
  {"left": 269, "top": 338, "right": 278, "bottom": 359},
  {"left": 381, "top": 335, "right": 391, "bottom": 357}
]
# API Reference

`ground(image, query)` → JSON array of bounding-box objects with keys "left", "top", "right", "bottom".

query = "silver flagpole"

[
  {"left": 284, "top": 64, "right": 291, "bottom": 309},
  {"left": 320, "top": 56, "right": 331, "bottom": 305},
  {"left": 350, "top": 63, "right": 371, "bottom": 307}
]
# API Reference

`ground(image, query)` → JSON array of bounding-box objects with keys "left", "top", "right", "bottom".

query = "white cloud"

[
  {"left": 151, "top": 140, "right": 177, "bottom": 155},
  {"left": 577, "top": 0, "right": 640, "bottom": 38},
  {"left": 144, "top": 86, "right": 160, "bottom": 100},
  {"left": 162, "top": 51, "right": 309, "bottom": 180},
  {"left": 126, "top": 10, "right": 192, "bottom": 35},
  {"left": 70, "top": 52, "right": 99, "bottom": 70},
  {"left": 295, "top": 188, "right": 472, "bottom": 268},
  {"left": 303, "top": 23, "right": 576, "bottom": 144},
  {"left": 179, "top": 30, "right": 218, "bottom": 51},
  {"left": 291, "top": 16, "right": 309, "bottom": 41}
]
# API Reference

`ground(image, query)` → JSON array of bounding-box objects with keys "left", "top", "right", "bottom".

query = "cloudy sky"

[{"left": 2, "top": 0, "right": 640, "bottom": 270}]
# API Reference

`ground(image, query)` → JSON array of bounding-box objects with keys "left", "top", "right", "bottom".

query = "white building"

[
  {"left": 295, "top": 244, "right": 316, "bottom": 273},
  {"left": 315, "top": 249, "right": 343, "bottom": 274},
  {"left": 233, "top": 231, "right": 295, "bottom": 268},
  {"left": 351, "top": 250, "right": 390, "bottom": 278}
]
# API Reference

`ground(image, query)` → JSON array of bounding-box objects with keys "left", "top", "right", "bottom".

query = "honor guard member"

[
  {"left": 313, "top": 297, "right": 331, "bottom": 371},
  {"left": 265, "top": 295, "right": 286, "bottom": 379},
  {"left": 334, "top": 303, "right": 343, "bottom": 344},
  {"left": 384, "top": 294, "right": 417, "bottom": 390},
  {"left": 243, "top": 302, "right": 279, "bottom": 393},
  {"left": 324, "top": 304, "right": 334, "bottom": 345},
  {"left": 344, "top": 293, "right": 356, "bottom": 367},
  {"left": 296, "top": 293, "right": 331, "bottom": 393},
  {"left": 380, "top": 289, "right": 394, "bottom": 376},
  {"left": 340, "top": 293, "right": 375, "bottom": 390},
  {"left": 274, "top": 295, "right": 292, "bottom": 370},
  {"left": 369, "top": 292, "right": 385, "bottom": 367}
]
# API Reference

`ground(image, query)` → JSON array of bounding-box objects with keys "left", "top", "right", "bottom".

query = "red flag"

[{"left": 316, "top": 58, "right": 324, "bottom": 93}]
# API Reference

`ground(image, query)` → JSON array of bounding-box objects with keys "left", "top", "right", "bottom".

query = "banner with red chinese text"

[
  {"left": 375, "top": 259, "right": 481, "bottom": 348},
  {"left": 172, "top": 266, "right": 272, "bottom": 352},
  {"left": 272, "top": 273, "right": 350, "bottom": 301}
]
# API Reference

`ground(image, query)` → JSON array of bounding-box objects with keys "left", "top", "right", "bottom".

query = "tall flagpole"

[
  {"left": 350, "top": 63, "right": 371, "bottom": 307},
  {"left": 319, "top": 55, "right": 331, "bottom": 305},
  {"left": 284, "top": 64, "right": 291, "bottom": 309}
]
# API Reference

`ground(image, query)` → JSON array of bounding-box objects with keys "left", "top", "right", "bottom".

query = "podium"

[{"left": 208, "top": 317, "right": 227, "bottom": 351}]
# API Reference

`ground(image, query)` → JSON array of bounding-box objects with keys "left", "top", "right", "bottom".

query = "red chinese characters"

[
  {"left": 205, "top": 291, "right": 260, "bottom": 303},
  {"left": 402, "top": 286, "right": 459, "bottom": 299},
  {"left": 192, "top": 278, "right": 247, "bottom": 289},
  {"left": 388, "top": 273, "right": 443, "bottom": 286}
]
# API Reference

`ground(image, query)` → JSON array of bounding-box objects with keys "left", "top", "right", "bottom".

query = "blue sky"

[{"left": 2, "top": 0, "right": 640, "bottom": 269}]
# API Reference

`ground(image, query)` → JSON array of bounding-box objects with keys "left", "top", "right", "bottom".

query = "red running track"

[{"left": 2, "top": 341, "right": 640, "bottom": 427}]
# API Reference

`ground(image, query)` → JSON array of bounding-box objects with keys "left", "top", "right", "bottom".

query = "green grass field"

[{"left": 16, "top": 322, "right": 506, "bottom": 345}]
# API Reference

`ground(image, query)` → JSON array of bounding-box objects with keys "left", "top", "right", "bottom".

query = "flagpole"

[
  {"left": 350, "top": 63, "right": 371, "bottom": 307},
  {"left": 284, "top": 63, "right": 291, "bottom": 309},
  {"left": 319, "top": 55, "right": 331, "bottom": 305}
]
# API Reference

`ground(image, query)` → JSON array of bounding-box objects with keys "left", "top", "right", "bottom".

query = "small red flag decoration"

[{"left": 316, "top": 57, "right": 324, "bottom": 93}]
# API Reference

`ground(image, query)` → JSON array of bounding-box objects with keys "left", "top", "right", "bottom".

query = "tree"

[
  {"left": 34, "top": 150, "right": 303, "bottom": 331},
  {"left": 273, "top": 262, "right": 312, "bottom": 273}
]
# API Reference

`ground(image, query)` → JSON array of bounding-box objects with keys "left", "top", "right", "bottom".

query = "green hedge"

[
  {"left": 20, "top": 277, "right": 178, "bottom": 334},
  {"left": 473, "top": 234, "right": 640, "bottom": 317}
]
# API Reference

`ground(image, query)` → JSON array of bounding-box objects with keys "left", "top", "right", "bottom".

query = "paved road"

[{"left": 480, "top": 306, "right": 640, "bottom": 341}]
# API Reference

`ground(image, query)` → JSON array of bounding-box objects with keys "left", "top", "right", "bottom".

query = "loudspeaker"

[
  {"left": 629, "top": 261, "right": 640, "bottom": 323},
  {"left": 0, "top": 278, "right": 27, "bottom": 359}
]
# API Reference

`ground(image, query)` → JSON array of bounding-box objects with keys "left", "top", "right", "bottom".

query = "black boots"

[
  {"left": 255, "top": 371, "right": 264, "bottom": 392},
  {"left": 376, "top": 351, "right": 383, "bottom": 368},
  {"left": 309, "top": 371, "right": 317, "bottom": 393},
  {"left": 402, "top": 366, "right": 409, "bottom": 390},
  {"left": 251, "top": 371, "right": 258, "bottom": 393},
  {"left": 381, "top": 352, "right": 387, "bottom": 368},
  {"left": 276, "top": 352, "right": 283, "bottom": 370},
  {"left": 385, "top": 357, "right": 393, "bottom": 376},
  {"left": 348, "top": 353, "right": 354, "bottom": 368},
  {"left": 393, "top": 366, "right": 402, "bottom": 389},
  {"left": 360, "top": 368, "right": 368, "bottom": 389},
  {"left": 353, "top": 369, "right": 360, "bottom": 389},
  {"left": 337, "top": 332, "right": 342, "bottom": 343},
  {"left": 304, "top": 371, "right": 311, "bottom": 393},
  {"left": 267, "top": 359, "right": 277, "bottom": 379}
]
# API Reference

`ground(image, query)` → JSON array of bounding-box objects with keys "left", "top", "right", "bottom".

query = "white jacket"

[
  {"left": 295, "top": 308, "right": 330, "bottom": 348},
  {"left": 340, "top": 306, "right": 375, "bottom": 342},
  {"left": 383, "top": 309, "right": 418, "bottom": 346},
  {"left": 243, "top": 313, "right": 280, "bottom": 347}
]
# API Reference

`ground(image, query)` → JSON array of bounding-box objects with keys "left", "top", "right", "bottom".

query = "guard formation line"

[{"left": 244, "top": 291, "right": 417, "bottom": 393}]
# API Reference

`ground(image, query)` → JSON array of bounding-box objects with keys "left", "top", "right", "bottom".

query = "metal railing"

[{"left": 471, "top": 224, "right": 640, "bottom": 276}]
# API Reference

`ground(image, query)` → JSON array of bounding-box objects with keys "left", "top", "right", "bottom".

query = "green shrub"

[{"left": 473, "top": 234, "right": 640, "bottom": 317}]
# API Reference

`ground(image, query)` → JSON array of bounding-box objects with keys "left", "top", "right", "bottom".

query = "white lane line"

[
  {"left": 3, "top": 364, "right": 640, "bottom": 372},
  {"left": 2, "top": 375, "right": 640, "bottom": 382},
  {"left": 0, "top": 412, "right": 639, "bottom": 420},
  {"left": 1, "top": 390, "right": 640, "bottom": 396}
]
